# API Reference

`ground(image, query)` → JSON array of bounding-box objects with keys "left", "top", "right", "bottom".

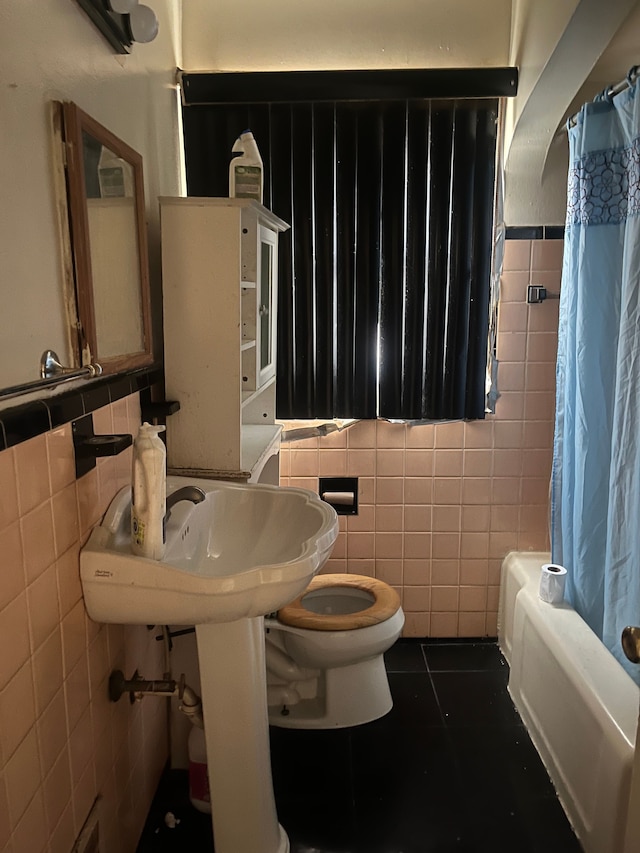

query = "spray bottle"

[
  {"left": 229, "top": 129, "right": 263, "bottom": 203},
  {"left": 131, "top": 423, "right": 166, "bottom": 560}
]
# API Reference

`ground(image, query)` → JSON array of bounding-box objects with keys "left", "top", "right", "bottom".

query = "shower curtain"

[{"left": 552, "top": 74, "right": 640, "bottom": 683}]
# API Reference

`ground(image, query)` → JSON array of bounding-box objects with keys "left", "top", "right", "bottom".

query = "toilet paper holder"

[{"left": 319, "top": 477, "right": 358, "bottom": 515}]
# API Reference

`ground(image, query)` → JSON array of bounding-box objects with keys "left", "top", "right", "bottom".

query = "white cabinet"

[
  {"left": 241, "top": 222, "right": 278, "bottom": 392},
  {"left": 160, "top": 197, "right": 289, "bottom": 481}
]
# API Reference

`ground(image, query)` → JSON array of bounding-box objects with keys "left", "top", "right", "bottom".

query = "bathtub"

[{"left": 498, "top": 552, "right": 640, "bottom": 853}]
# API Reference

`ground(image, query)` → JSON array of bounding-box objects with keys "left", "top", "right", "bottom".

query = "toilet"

[{"left": 264, "top": 573, "right": 405, "bottom": 729}]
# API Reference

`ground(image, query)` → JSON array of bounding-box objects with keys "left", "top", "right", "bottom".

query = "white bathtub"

[{"left": 498, "top": 552, "right": 640, "bottom": 853}]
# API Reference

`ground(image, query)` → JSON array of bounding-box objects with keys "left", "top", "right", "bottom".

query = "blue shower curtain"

[{"left": 552, "top": 75, "right": 640, "bottom": 683}]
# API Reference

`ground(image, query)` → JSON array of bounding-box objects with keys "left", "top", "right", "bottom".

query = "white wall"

[
  {"left": 0, "top": 0, "right": 183, "bottom": 390},
  {"left": 0, "top": 0, "right": 513, "bottom": 397},
  {"left": 503, "top": 0, "right": 639, "bottom": 225},
  {"left": 180, "top": 0, "right": 573, "bottom": 227},
  {"left": 181, "top": 0, "right": 512, "bottom": 71},
  {"left": 2, "top": 0, "right": 634, "bottom": 385},
  {"left": 505, "top": 0, "right": 580, "bottom": 153}
]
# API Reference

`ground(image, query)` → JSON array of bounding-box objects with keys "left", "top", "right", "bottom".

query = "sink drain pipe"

[
  {"left": 108, "top": 669, "right": 203, "bottom": 727},
  {"left": 108, "top": 668, "right": 208, "bottom": 810}
]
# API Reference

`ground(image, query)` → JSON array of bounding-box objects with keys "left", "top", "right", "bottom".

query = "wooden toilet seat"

[{"left": 277, "top": 573, "right": 401, "bottom": 631}]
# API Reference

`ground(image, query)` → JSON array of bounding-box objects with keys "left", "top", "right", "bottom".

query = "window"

[{"left": 181, "top": 69, "right": 515, "bottom": 421}]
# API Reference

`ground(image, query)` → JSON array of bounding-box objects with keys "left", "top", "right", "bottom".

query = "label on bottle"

[
  {"left": 233, "top": 165, "right": 262, "bottom": 200},
  {"left": 132, "top": 513, "right": 145, "bottom": 547},
  {"left": 99, "top": 165, "right": 126, "bottom": 198},
  {"left": 189, "top": 760, "right": 210, "bottom": 804}
]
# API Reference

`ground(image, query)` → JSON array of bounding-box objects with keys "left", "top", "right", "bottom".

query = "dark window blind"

[{"left": 182, "top": 89, "right": 498, "bottom": 421}]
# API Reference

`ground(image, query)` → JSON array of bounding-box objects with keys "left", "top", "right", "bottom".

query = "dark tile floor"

[{"left": 137, "top": 640, "right": 583, "bottom": 853}]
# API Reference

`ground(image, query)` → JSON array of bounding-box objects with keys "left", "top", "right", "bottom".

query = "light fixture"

[
  {"left": 106, "top": 0, "right": 137, "bottom": 12},
  {"left": 128, "top": 4, "right": 159, "bottom": 43},
  {"left": 75, "top": 0, "right": 159, "bottom": 53}
]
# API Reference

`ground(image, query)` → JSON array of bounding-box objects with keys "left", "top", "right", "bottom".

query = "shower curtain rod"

[{"left": 566, "top": 64, "right": 639, "bottom": 128}]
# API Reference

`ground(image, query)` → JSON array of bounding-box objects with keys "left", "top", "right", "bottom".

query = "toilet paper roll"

[
  {"left": 539, "top": 563, "right": 567, "bottom": 604},
  {"left": 321, "top": 491, "right": 355, "bottom": 506}
]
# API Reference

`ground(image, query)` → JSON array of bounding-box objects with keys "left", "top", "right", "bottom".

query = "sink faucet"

[{"left": 165, "top": 486, "right": 207, "bottom": 525}]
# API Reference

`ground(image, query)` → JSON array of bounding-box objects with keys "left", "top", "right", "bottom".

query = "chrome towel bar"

[{"left": 0, "top": 350, "right": 102, "bottom": 403}]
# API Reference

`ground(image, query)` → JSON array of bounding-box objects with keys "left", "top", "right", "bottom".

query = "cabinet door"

[{"left": 257, "top": 225, "right": 278, "bottom": 386}]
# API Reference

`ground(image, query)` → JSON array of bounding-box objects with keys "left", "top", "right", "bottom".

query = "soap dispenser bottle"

[
  {"left": 229, "top": 129, "right": 263, "bottom": 203},
  {"left": 131, "top": 422, "right": 166, "bottom": 559}
]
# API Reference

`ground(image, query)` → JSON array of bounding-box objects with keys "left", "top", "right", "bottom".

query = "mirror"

[{"left": 59, "top": 101, "right": 153, "bottom": 373}]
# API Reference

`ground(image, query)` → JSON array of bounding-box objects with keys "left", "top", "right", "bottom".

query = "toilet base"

[{"left": 268, "top": 654, "right": 393, "bottom": 729}]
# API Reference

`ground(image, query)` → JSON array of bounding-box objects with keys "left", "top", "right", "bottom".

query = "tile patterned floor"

[{"left": 137, "top": 640, "right": 583, "bottom": 853}]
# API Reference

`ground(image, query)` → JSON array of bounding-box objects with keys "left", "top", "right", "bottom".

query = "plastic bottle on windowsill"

[{"left": 229, "top": 129, "right": 263, "bottom": 204}]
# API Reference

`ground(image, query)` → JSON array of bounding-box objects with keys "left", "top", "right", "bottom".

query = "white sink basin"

[{"left": 80, "top": 475, "right": 339, "bottom": 625}]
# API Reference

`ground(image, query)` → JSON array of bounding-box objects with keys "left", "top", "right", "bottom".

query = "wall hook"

[{"left": 72, "top": 413, "right": 132, "bottom": 478}]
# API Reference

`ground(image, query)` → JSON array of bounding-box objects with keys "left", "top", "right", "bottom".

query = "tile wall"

[
  {"left": 0, "top": 237, "right": 563, "bottom": 853},
  {"left": 279, "top": 237, "right": 563, "bottom": 637},
  {"left": 0, "top": 393, "right": 167, "bottom": 853}
]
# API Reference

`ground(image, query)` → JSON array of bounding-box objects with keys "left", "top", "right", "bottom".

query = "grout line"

[
  {"left": 425, "top": 668, "right": 508, "bottom": 674},
  {"left": 419, "top": 644, "right": 450, "bottom": 727}
]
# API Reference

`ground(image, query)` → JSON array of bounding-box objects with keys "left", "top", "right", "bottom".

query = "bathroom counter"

[{"left": 168, "top": 423, "right": 282, "bottom": 483}]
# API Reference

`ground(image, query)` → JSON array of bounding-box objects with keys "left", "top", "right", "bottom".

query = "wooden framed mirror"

[{"left": 58, "top": 101, "right": 153, "bottom": 373}]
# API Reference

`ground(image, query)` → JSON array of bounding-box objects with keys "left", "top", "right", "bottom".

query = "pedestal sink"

[{"left": 80, "top": 476, "right": 339, "bottom": 853}]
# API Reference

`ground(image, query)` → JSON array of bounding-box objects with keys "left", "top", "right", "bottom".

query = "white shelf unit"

[{"left": 160, "top": 197, "right": 289, "bottom": 482}]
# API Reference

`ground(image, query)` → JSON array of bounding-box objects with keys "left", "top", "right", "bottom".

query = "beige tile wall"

[
  {"left": 279, "top": 238, "right": 563, "bottom": 638},
  {"left": 0, "top": 394, "right": 167, "bottom": 853},
  {"left": 0, "top": 237, "right": 562, "bottom": 852}
]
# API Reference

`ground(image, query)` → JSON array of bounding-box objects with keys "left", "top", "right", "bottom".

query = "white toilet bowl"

[{"left": 265, "top": 573, "right": 404, "bottom": 728}]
